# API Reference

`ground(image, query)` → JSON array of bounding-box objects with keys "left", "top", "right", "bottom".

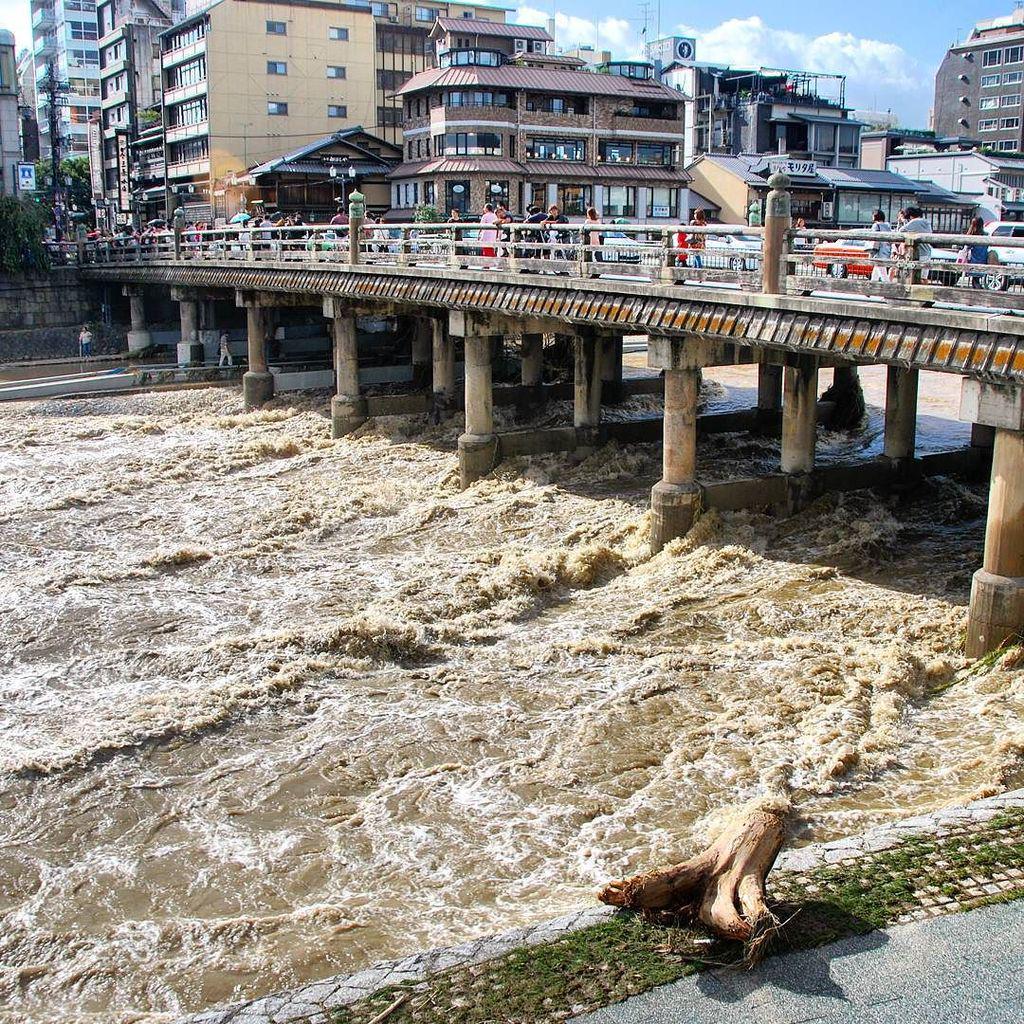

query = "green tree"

[
  {"left": 0, "top": 197, "right": 51, "bottom": 273},
  {"left": 35, "top": 155, "right": 94, "bottom": 222},
  {"left": 414, "top": 202, "right": 440, "bottom": 223}
]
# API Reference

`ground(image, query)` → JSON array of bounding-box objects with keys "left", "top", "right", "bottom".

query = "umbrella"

[
  {"left": 229, "top": 211, "right": 252, "bottom": 224},
  {"left": 146, "top": 218, "right": 168, "bottom": 228}
]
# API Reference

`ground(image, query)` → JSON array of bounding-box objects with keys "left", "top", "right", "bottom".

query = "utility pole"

[{"left": 41, "top": 59, "right": 69, "bottom": 241}]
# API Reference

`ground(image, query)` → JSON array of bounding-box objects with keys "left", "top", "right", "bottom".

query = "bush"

[
  {"left": 414, "top": 202, "right": 440, "bottom": 224},
  {"left": 0, "top": 197, "right": 50, "bottom": 273}
]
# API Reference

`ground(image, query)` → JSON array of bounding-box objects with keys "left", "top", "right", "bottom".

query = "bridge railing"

[
  {"left": 786, "top": 226, "right": 1024, "bottom": 312},
  {"left": 55, "top": 221, "right": 1024, "bottom": 314}
]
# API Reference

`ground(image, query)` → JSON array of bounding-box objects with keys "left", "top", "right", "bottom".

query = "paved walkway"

[{"left": 572, "top": 900, "right": 1024, "bottom": 1024}]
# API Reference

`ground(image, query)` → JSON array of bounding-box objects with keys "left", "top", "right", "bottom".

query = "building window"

[
  {"left": 371, "top": 1, "right": 392, "bottom": 14},
  {"left": 526, "top": 137, "right": 584, "bottom": 160},
  {"left": 1000, "top": 117, "right": 1020, "bottom": 130},
  {"left": 447, "top": 90, "right": 512, "bottom": 107},
  {"left": 378, "top": 69, "right": 412, "bottom": 89},
  {"left": 979, "top": 118, "right": 998, "bottom": 131},
  {"left": 440, "top": 49, "right": 501, "bottom": 67},
  {"left": 603, "top": 185, "right": 635, "bottom": 217},
  {"left": 980, "top": 97, "right": 999, "bottom": 110},
  {"left": 68, "top": 19, "right": 98, "bottom": 40},
  {"left": 169, "top": 96, "right": 207, "bottom": 127},
  {"left": 618, "top": 101, "right": 678, "bottom": 119},
  {"left": 266, "top": 20, "right": 286, "bottom": 34},
  {"left": 168, "top": 137, "right": 209, "bottom": 164},
  {"left": 637, "top": 142, "right": 673, "bottom": 165},
  {"left": 445, "top": 179, "right": 470, "bottom": 214},
  {"left": 599, "top": 140, "right": 633, "bottom": 163},
  {"left": 982, "top": 73, "right": 1001, "bottom": 87},
  {"left": 327, "top": 66, "right": 346, "bottom": 79},
  {"left": 556, "top": 184, "right": 591, "bottom": 216},
  {"left": 166, "top": 55, "right": 206, "bottom": 90},
  {"left": 997, "top": 140, "right": 1019, "bottom": 151},
  {"left": 377, "top": 106, "right": 402, "bottom": 126},
  {"left": 165, "top": 20, "right": 206, "bottom": 51},
  {"left": 1007, "top": 46, "right": 1024, "bottom": 64},
  {"left": 424, "top": 181, "right": 435, "bottom": 204},
  {"left": 438, "top": 131, "right": 501, "bottom": 155},
  {"left": 328, "top": 104, "right": 347, "bottom": 118},
  {"left": 329, "top": 26, "right": 349, "bottom": 40},
  {"left": 267, "top": 61, "right": 287, "bottom": 75},
  {"left": 984, "top": 49, "right": 1003, "bottom": 67},
  {"left": 647, "top": 187, "right": 678, "bottom": 219},
  {"left": 525, "top": 94, "right": 588, "bottom": 114},
  {"left": 415, "top": 6, "right": 441, "bottom": 21},
  {"left": 268, "top": 101, "right": 288, "bottom": 115},
  {"left": 1003, "top": 94, "right": 1022, "bottom": 106},
  {"left": 484, "top": 180, "right": 509, "bottom": 207}
]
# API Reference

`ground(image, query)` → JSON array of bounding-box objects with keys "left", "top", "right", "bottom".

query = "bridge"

[{"left": 66, "top": 175, "right": 1024, "bottom": 658}]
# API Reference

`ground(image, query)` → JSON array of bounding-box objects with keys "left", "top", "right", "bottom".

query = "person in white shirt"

[
  {"left": 218, "top": 330, "right": 233, "bottom": 367},
  {"left": 869, "top": 209, "right": 893, "bottom": 282},
  {"left": 899, "top": 206, "right": 933, "bottom": 280}
]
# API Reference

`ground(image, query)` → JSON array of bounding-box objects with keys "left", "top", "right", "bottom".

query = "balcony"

[
  {"left": 32, "top": 7, "right": 55, "bottom": 29},
  {"left": 33, "top": 34, "right": 57, "bottom": 58},
  {"left": 165, "top": 120, "right": 208, "bottom": 144},
  {"left": 162, "top": 80, "right": 207, "bottom": 106}
]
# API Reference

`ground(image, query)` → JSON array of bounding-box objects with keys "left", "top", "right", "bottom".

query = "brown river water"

[{"left": 0, "top": 365, "right": 1022, "bottom": 1023}]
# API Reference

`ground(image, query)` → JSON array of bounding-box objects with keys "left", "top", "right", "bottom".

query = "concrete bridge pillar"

[
  {"left": 171, "top": 287, "right": 205, "bottom": 366},
  {"left": 520, "top": 332, "right": 544, "bottom": 388},
  {"left": 781, "top": 354, "right": 818, "bottom": 476},
  {"left": 600, "top": 334, "right": 624, "bottom": 402},
  {"left": 960, "top": 380, "right": 1024, "bottom": 657},
  {"left": 574, "top": 327, "right": 604, "bottom": 446},
  {"left": 454, "top": 311, "right": 497, "bottom": 487},
  {"left": 411, "top": 318, "right": 433, "bottom": 390},
  {"left": 883, "top": 366, "right": 919, "bottom": 463},
  {"left": 648, "top": 335, "right": 722, "bottom": 552},
  {"left": 122, "top": 285, "right": 152, "bottom": 352},
  {"left": 431, "top": 316, "right": 456, "bottom": 417},
  {"left": 236, "top": 291, "right": 274, "bottom": 409},
  {"left": 324, "top": 297, "right": 366, "bottom": 436},
  {"left": 756, "top": 356, "right": 784, "bottom": 431}
]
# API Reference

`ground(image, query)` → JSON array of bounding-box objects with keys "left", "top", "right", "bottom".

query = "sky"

[{"left": 0, "top": 0, "right": 1015, "bottom": 125}]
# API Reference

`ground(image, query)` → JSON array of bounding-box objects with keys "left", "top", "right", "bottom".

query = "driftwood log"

[{"left": 598, "top": 807, "right": 788, "bottom": 946}]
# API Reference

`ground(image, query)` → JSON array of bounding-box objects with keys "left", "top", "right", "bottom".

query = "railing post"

[
  {"left": 397, "top": 226, "right": 409, "bottom": 267},
  {"left": 449, "top": 226, "right": 460, "bottom": 268},
  {"left": 909, "top": 237, "right": 922, "bottom": 286},
  {"left": 506, "top": 223, "right": 519, "bottom": 273},
  {"left": 762, "top": 171, "right": 791, "bottom": 295},
  {"left": 660, "top": 228, "right": 674, "bottom": 284},
  {"left": 348, "top": 189, "right": 365, "bottom": 266}
]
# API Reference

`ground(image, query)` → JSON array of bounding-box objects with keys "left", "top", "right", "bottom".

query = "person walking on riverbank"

[
  {"left": 218, "top": 330, "right": 233, "bottom": 367},
  {"left": 78, "top": 325, "right": 93, "bottom": 358}
]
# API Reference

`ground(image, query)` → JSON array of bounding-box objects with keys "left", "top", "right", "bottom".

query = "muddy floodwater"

[{"left": 0, "top": 366, "right": 1022, "bottom": 1023}]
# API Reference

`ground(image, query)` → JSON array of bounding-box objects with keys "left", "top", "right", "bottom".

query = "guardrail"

[{"left": 51, "top": 220, "right": 1024, "bottom": 314}]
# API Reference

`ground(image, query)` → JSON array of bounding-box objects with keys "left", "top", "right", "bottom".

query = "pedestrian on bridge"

[{"left": 870, "top": 209, "right": 893, "bottom": 282}]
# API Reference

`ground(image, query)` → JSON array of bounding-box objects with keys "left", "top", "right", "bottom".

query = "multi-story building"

[
  {"left": 91, "top": 0, "right": 174, "bottom": 227},
  {"left": 934, "top": 9, "right": 1024, "bottom": 153},
  {"left": 654, "top": 44, "right": 861, "bottom": 169},
  {"left": 17, "top": 48, "right": 41, "bottom": 162},
  {"left": 885, "top": 149, "right": 1024, "bottom": 223},
  {"left": 370, "top": 1, "right": 512, "bottom": 144},
  {"left": 859, "top": 128, "right": 980, "bottom": 170},
  {"left": 0, "top": 32, "right": 21, "bottom": 195},
  {"left": 159, "top": 0, "right": 382, "bottom": 221},
  {"left": 388, "top": 19, "right": 689, "bottom": 220},
  {"left": 156, "top": 0, "right": 510, "bottom": 220},
  {"left": 30, "top": 0, "right": 103, "bottom": 157}
]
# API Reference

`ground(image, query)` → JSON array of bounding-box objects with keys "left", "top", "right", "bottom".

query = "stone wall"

[{"left": 0, "top": 269, "right": 122, "bottom": 362}]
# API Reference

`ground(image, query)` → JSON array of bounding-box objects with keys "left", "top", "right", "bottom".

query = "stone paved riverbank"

[{"left": 177, "top": 787, "right": 1024, "bottom": 1024}]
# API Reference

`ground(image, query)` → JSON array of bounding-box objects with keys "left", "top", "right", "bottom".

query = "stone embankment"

[
  {"left": 178, "top": 787, "right": 1024, "bottom": 1024},
  {"left": 0, "top": 269, "right": 121, "bottom": 361}
]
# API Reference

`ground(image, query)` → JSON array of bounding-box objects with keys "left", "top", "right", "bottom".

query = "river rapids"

[{"left": 0, "top": 368, "right": 1022, "bottom": 1023}]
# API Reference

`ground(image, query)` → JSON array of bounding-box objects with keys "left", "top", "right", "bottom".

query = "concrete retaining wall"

[{"left": 0, "top": 269, "right": 120, "bottom": 362}]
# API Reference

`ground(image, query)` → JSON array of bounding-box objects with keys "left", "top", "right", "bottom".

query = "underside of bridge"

[{"left": 82, "top": 260, "right": 1024, "bottom": 658}]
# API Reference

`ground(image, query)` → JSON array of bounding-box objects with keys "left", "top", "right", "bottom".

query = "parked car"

[
  {"left": 811, "top": 239, "right": 876, "bottom": 278},
  {"left": 704, "top": 232, "right": 762, "bottom": 271},
  {"left": 597, "top": 231, "right": 659, "bottom": 265}
]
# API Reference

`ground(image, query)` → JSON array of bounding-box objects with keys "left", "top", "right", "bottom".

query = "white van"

[{"left": 984, "top": 222, "right": 1024, "bottom": 288}]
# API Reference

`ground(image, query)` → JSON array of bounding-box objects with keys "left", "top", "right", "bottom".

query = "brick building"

[{"left": 387, "top": 18, "right": 689, "bottom": 220}]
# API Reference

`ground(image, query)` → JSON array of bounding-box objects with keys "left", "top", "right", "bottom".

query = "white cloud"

[{"left": 512, "top": 7, "right": 931, "bottom": 123}]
